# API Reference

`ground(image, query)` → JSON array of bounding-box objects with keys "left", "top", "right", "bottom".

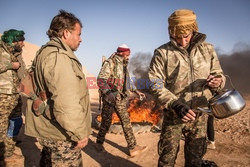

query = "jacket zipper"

[{"left": 187, "top": 52, "right": 194, "bottom": 108}]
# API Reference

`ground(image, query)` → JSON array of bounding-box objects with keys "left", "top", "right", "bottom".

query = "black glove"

[{"left": 171, "top": 100, "right": 190, "bottom": 119}]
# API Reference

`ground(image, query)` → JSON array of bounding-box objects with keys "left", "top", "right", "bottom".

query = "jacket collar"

[
  {"left": 113, "top": 53, "right": 126, "bottom": 64},
  {"left": 47, "top": 37, "right": 81, "bottom": 64},
  {"left": 0, "top": 40, "right": 14, "bottom": 55},
  {"left": 170, "top": 32, "right": 206, "bottom": 52}
]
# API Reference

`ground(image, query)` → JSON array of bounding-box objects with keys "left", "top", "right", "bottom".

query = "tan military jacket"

[
  {"left": 148, "top": 32, "right": 225, "bottom": 109},
  {"left": 25, "top": 38, "right": 92, "bottom": 142},
  {"left": 0, "top": 40, "right": 25, "bottom": 94}
]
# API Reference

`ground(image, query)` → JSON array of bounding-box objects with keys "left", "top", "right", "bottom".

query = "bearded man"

[{"left": 0, "top": 29, "right": 26, "bottom": 164}]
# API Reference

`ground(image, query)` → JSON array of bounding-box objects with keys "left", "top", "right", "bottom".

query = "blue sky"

[{"left": 1, "top": 0, "right": 250, "bottom": 76}]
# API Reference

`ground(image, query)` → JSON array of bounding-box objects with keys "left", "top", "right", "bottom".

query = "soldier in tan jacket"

[
  {"left": 24, "top": 10, "right": 91, "bottom": 166},
  {"left": 148, "top": 9, "right": 225, "bottom": 167},
  {"left": 0, "top": 29, "right": 26, "bottom": 165}
]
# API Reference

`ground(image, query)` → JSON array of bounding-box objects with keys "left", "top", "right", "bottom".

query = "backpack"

[
  {"left": 19, "top": 44, "right": 57, "bottom": 117},
  {"left": 19, "top": 68, "right": 48, "bottom": 117}
]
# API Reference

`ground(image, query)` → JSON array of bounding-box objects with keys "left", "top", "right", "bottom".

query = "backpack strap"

[
  {"left": 32, "top": 44, "right": 59, "bottom": 99},
  {"left": 102, "top": 53, "right": 116, "bottom": 76}
]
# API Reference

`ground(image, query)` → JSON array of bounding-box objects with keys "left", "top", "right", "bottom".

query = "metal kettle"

[{"left": 198, "top": 75, "right": 246, "bottom": 119}]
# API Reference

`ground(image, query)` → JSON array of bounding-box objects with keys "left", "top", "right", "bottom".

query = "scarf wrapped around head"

[
  {"left": 168, "top": 9, "right": 198, "bottom": 37},
  {"left": 1, "top": 29, "right": 25, "bottom": 45}
]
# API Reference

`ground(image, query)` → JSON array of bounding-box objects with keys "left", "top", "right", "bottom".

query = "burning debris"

[{"left": 95, "top": 94, "right": 164, "bottom": 134}]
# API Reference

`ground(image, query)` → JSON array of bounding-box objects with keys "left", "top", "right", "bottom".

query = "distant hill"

[{"left": 22, "top": 41, "right": 39, "bottom": 67}]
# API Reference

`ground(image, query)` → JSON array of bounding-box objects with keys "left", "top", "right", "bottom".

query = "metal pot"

[
  {"left": 209, "top": 89, "right": 246, "bottom": 119},
  {"left": 198, "top": 75, "right": 246, "bottom": 119}
]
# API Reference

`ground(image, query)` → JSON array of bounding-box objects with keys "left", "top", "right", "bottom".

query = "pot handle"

[
  {"left": 224, "top": 74, "right": 235, "bottom": 90},
  {"left": 202, "top": 74, "right": 235, "bottom": 96}
]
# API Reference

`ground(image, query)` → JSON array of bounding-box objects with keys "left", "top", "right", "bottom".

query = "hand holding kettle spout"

[{"left": 198, "top": 74, "right": 246, "bottom": 119}]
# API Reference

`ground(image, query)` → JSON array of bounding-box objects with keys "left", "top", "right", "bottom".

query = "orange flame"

[{"left": 97, "top": 98, "right": 162, "bottom": 125}]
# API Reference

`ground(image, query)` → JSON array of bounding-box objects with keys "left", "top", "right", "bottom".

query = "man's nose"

[{"left": 180, "top": 38, "right": 187, "bottom": 47}]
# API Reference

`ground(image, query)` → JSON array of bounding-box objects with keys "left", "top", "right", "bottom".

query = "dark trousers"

[{"left": 207, "top": 115, "right": 215, "bottom": 141}]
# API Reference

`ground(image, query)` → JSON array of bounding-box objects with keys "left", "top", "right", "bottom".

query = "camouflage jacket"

[
  {"left": 25, "top": 38, "right": 92, "bottom": 142},
  {"left": 0, "top": 40, "right": 25, "bottom": 94},
  {"left": 148, "top": 32, "right": 226, "bottom": 110},
  {"left": 97, "top": 53, "right": 134, "bottom": 98}
]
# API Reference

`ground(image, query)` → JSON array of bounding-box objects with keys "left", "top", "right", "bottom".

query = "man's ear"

[{"left": 62, "top": 29, "right": 71, "bottom": 40}]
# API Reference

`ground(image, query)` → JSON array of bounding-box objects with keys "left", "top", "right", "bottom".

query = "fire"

[{"left": 97, "top": 98, "right": 163, "bottom": 125}]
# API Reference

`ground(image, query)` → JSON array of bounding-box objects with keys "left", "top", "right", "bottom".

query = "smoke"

[
  {"left": 129, "top": 43, "right": 250, "bottom": 95},
  {"left": 218, "top": 44, "right": 250, "bottom": 95},
  {"left": 128, "top": 52, "right": 152, "bottom": 91},
  {"left": 128, "top": 52, "right": 152, "bottom": 79}
]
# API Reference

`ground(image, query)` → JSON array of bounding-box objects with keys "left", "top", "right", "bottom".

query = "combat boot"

[{"left": 129, "top": 145, "right": 147, "bottom": 157}]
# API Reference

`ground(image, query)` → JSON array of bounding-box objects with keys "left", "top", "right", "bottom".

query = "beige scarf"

[{"left": 168, "top": 9, "right": 199, "bottom": 37}]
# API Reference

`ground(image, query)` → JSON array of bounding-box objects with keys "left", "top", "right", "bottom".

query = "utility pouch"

[{"left": 30, "top": 91, "right": 51, "bottom": 119}]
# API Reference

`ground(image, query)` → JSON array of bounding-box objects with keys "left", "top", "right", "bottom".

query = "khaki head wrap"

[{"left": 168, "top": 9, "right": 198, "bottom": 37}]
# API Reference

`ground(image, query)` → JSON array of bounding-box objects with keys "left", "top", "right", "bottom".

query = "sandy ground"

[{"left": 4, "top": 92, "right": 250, "bottom": 167}]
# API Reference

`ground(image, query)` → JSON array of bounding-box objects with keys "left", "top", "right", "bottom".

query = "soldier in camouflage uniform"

[
  {"left": 24, "top": 10, "right": 91, "bottom": 167},
  {"left": 148, "top": 9, "right": 225, "bottom": 167},
  {"left": 96, "top": 44, "right": 147, "bottom": 157},
  {"left": 0, "top": 29, "right": 26, "bottom": 164}
]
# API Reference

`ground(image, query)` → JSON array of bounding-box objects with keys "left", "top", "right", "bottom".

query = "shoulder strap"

[
  {"left": 32, "top": 44, "right": 59, "bottom": 98},
  {"left": 102, "top": 53, "right": 116, "bottom": 76}
]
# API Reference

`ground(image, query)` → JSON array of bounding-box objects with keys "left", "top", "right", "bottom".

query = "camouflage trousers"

[
  {"left": 0, "top": 94, "right": 19, "bottom": 159},
  {"left": 96, "top": 94, "right": 136, "bottom": 149},
  {"left": 38, "top": 138, "right": 83, "bottom": 167},
  {"left": 158, "top": 109, "right": 208, "bottom": 167}
]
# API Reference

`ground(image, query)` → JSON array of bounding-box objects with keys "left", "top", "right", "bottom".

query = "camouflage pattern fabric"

[
  {"left": 149, "top": 32, "right": 225, "bottom": 166},
  {"left": 97, "top": 54, "right": 133, "bottom": 97},
  {"left": 0, "top": 94, "right": 19, "bottom": 158},
  {"left": 38, "top": 138, "right": 83, "bottom": 167},
  {"left": 158, "top": 110, "right": 207, "bottom": 167},
  {"left": 96, "top": 94, "right": 136, "bottom": 149},
  {"left": 0, "top": 40, "right": 26, "bottom": 94},
  {"left": 148, "top": 32, "right": 226, "bottom": 110}
]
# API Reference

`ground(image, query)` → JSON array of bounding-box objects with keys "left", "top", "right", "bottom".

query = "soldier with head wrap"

[
  {"left": 0, "top": 29, "right": 26, "bottom": 165},
  {"left": 96, "top": 44, "right": 147, "bottom": 157},
  {"left": 148, "top": 9, "right": 225, "bottom": 166}
]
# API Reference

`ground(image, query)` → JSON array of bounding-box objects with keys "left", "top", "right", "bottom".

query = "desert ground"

[
  {"left": 3, "top": 41, "right": 250, "bottom": 167},
  {"left": 6, "top": 92, "right": 250, "bottom": 167}
]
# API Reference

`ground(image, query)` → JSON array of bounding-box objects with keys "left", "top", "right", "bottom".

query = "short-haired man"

[{"left": 24, "top": 10, "right": 91, "bottom": 166}]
